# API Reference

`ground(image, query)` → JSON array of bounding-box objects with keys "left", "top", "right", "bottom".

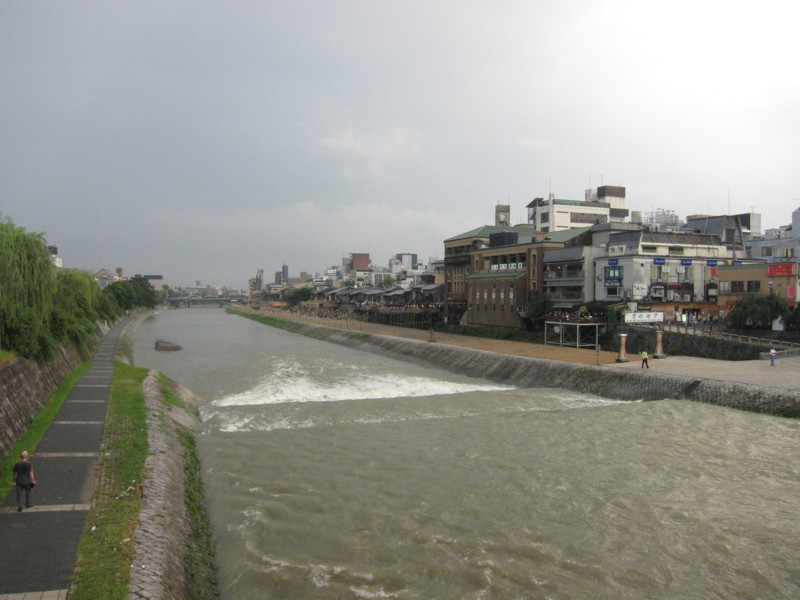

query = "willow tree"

[
  {"left": 52, "top": 268, "right": 105, "bottom": 347},
  {"left": 0, "top": 216, "right": 57, "bottom": 359}
]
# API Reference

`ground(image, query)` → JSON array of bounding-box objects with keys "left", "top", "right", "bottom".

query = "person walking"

[
  {"left": 641, "top": 350, "right": 649, "bottom": 369},
  {"left": 770, "top": 346, "right": 777, "bottom": 367},
  {"left": 12, "top": 450, "right": 36, "bottom": 512}
]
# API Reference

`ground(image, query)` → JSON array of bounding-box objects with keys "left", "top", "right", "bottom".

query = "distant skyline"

[{"left": 3, "top": 1, "right": 800, "bottom": 288}]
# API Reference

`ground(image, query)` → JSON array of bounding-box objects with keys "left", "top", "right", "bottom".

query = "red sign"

[{"left": 767, "top": 263, "right": 795, "bottom": 277}]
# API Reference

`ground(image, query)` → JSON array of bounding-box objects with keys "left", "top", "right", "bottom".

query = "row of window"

[{"left": 719, "top": 280, "right": 761, "bottom": 293}]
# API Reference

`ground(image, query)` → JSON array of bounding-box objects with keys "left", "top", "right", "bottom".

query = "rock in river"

[{"left": 155, "top": 340, "right": 182, "bottom": 351}]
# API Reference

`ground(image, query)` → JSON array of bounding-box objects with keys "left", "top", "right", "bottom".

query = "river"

[{"left": 132, "top": 308, "right": 800, "bottom": 599}]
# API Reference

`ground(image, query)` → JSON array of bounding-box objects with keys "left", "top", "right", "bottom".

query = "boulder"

[{"left": 155, "top": 340, "right": 182, "bottom": 352}]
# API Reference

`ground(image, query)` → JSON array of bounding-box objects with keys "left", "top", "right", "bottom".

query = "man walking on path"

[
  {"left": 641, "top": 350, "right": 649, "bottom": 368},
  {"left": 12, "top": 451, "right": 36, "bottom": 512},
  {"left": 770, "top": 346, "right": 777, "bottom": 366}
]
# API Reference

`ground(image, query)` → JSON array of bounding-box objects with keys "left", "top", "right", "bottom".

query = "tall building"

[
  {"left": 249, "top": 269, "right": 264, "bottom": 299},
  {"left": 527, "top": 186, "right": 628, "bottom": 232},
  {"left": 275, "top": 264, "right": 289, "bottom": 284}
]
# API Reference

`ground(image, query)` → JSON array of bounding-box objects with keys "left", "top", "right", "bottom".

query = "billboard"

[
  {"left": 624, "top": 312, "right": 665, "bottom": 323},
  {"left": 767, "top": 263, "right": 795, "bottom": 277}
]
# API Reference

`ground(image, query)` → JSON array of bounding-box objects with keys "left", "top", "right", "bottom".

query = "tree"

[
  {"left": 129, "top": 276, "right": 157, "bottom": 308},
  {"left": 726, "top": 292, "right": 788, "bottom": 329},
  {"left": 382, "top": 276, "right": 396, "bottom": 288},
  {"left": 0, "top": 217, "right": 57, "bottom": 359},
  {"left": 284, "top": 286, "right": 313, "bottom": 307},
  {"left": 526, "top": 291, "right": 552, "bottom": 330},
  {"left": 106, "top": 280, "right": 137, "bottom": 310}
]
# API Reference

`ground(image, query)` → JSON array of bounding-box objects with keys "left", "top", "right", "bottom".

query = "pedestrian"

[
  {"left": 641, "top": 350, "right": 649, "bottom": 369},
  {"left": 770, "top": 346, "right": 777, "bottom": 367},
  {"left": 12, "top": 450, "right": 36, "bottom": 512}
]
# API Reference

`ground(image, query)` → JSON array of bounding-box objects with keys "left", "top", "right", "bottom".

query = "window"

[
  {"left": 719, "top": 281, "right": 730, "bottom": 293},
  {"left": 731, "top": 281, "right": 744, "bottom": 293},
  {"left": 604, "top": 266, "right": 623, "bottom": 286},
  {"left": 540, "top": 212, "right": 549, "bottom": 223},
  {"left": 642, "top": 246, "right": 657, "bottom": 253},
  {"left": 668, "top": 247, "right": 684, "bottom": 255},
  {"left": 762, "top": 246, "right": 773, "bottom": 257},
  {"left": 571, "top": 212, "right": 607, "bottom": 224},
  {"left": 747, "top": 280, "right": 761, "bottom": 293},
  {"left": 606, "top": 287, "right": 621, "bottom": 296}
]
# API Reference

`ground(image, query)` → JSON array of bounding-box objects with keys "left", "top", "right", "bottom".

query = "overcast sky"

[{"left": 2, "top": 1, "right": 799, "bottom": 288}]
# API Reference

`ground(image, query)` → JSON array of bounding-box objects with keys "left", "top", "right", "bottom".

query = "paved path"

[
  {"left": 0, "top": 321, "right": 126, "bottom": 599},
  {"left": 262, "top": 310, "right": 799, "bottom": 390},
  {"left": 606, "top": 352, "right": 800, "bottom": 391}
]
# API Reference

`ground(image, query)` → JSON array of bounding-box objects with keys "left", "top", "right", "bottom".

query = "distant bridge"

[{"left": 167, "top": 297, "right": 235, "bottom": 308}]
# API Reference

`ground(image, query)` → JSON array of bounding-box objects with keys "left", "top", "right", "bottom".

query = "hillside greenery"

[{"left": 0, "top": 216, "right": 155, "bottom": 362}]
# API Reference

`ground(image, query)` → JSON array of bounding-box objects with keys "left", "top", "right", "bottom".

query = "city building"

[
  {"left": 717, "top": 263, "right": 797, "bottom": 312},
  {"left": 526, "top": 186, "right": 629, "bottom": 233}
]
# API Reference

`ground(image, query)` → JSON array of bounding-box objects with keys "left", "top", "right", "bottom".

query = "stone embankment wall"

[
  {"left": 120, "top": 312, "right": 218, "bottom": 600},
  {"left": 283, "top": 321, "right": 800, "bottom": 418},
  {"left": 0, "top": 325, "right": 107, "bottom": 458},
  {"left": 128, "top": 372, "right": 217, "bottom": 600}
]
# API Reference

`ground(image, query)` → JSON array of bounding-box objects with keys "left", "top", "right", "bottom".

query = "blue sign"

[
  {"left": 608, "top": 258, "right": 618, "bottom": 265},
  {"left": 681, "top": 259, "right": 693, "bottom": 266},
  {"left": 654, "top": 258, "right": 666, "bottom": 265},
  {"left": 707, "top": 260, "right": 718, "bottom": 267}
]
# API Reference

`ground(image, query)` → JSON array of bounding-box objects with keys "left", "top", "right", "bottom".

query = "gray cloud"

[{"left": 2, "top": 1, "right": 799, "bottom": 287}]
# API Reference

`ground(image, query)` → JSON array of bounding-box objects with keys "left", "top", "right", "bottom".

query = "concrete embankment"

[
  {"left": 277, "top": 320, "right": 800, "bottom": 418},
  {"left": 128, "top": 371, "right": 217, "bottom": 600},
  {"left": 119, "top": 311, "right": 218, "bottom": 600}
]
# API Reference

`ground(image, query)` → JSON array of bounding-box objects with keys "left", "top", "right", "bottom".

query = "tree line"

[{"left": 0, "top": 217, "right": 157, "bottom": 362}]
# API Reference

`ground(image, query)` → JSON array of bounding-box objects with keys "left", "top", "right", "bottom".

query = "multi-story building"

[
  {"left": 526, "top": 186, "right": 629, "bottom": 233},
  {"left": 444, "top": 224, "right": 525, "bottom": 322},
  {"left": 717, "top": 262, "right": 797, "bottom": 313},
  {"left": 248, "top": 269, "right": 264, "bottom": 299},
  {"left": 448, "top": 226, "right": 584, "bottom": 328},
  {"left": 595, "top": 230, "right": 731, "bottom": 321}
]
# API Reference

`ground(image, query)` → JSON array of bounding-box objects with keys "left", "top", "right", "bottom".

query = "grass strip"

[
  {"left": 70, "top": 362, "right": 149, "bottom": 600},
  {"left": 226, "top": 307, "right": 289, "bottom": 327},
  {"left": 177, "top": 427, "right": 220, "bottom": 599},
  {"left": 0, "top": 360, "right": 90, "bottom": 499}
]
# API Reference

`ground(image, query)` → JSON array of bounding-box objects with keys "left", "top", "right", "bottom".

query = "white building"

[
  {"left": 594, "top": 231, "right": 729, "bottom": 306},
  {"left": 527, "top": 185, "right": 629, "bottom": 233}
]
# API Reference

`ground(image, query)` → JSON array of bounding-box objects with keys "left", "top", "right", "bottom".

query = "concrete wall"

[
  {"left": 128, "top": 372, "right": 217, "bottom": 600},
  {"left": 283, "top": 321, "right": 800, "bottom": 418}
]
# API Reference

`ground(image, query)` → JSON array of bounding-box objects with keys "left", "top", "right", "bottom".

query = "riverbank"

[
  {"left": 120, "top": 311, "right": 219, "bottom": 600},
  {"left": 232, "top": 308, "right": 800, "bottom": 418}
]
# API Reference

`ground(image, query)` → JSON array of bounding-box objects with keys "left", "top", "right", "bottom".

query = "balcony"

[
  {"left": 544, "top": 270, "right": 584, "bottom": 280},
  {"left": 544, "top": 290, "right": 584, "bottom": 301}
]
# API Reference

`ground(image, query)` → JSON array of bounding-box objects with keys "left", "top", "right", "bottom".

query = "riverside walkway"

[
  {"left": 0, "top": 321, "right": 126, "bottom": 599},
  {"left": 252, "top": 309, "right": 800, "bottom": 391}
]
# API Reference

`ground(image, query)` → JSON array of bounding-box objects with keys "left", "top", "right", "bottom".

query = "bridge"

[{"left": 166, "top": 297, "right": 235, "bottom": 308}]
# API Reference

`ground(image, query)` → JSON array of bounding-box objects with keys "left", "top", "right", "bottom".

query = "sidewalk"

[
  {"left": 606, "top": 352, "right": 800, "bottom": 391},
  {"left": 256, "top": 309, "right": 800, "bottom": 388},
  {"left": 0, "top": 321, "right": 126, "bottom": 599}
]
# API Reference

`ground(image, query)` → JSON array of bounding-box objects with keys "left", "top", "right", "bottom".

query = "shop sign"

[
  {"left": 767, "top": 263, "right": 794, "bottom": 277},
  {"left": 624, "top": 312, "right": 664, "bottom": 323}
]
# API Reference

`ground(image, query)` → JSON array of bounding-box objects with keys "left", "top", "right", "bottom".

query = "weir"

[{"left": 276, "top": 320, "right": 800, "bottom": 418}]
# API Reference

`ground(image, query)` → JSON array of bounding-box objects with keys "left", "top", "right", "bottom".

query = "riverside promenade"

[
  {"left": 0, "top": 321, "right": 126, "bottom": 600},
  {"left": 253, "top": 309, "right": 800, "bottom": 393}
]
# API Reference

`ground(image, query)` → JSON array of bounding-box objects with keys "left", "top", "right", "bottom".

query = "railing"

[
  {"left": 544, "top": 291, "right": 584, "bottom": 301},
  {"left": 638, "top": 322, "right": 800, "bottom": 354},
  {"left": 544, "top": 270, "right": 584, "bottom": 280}
]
